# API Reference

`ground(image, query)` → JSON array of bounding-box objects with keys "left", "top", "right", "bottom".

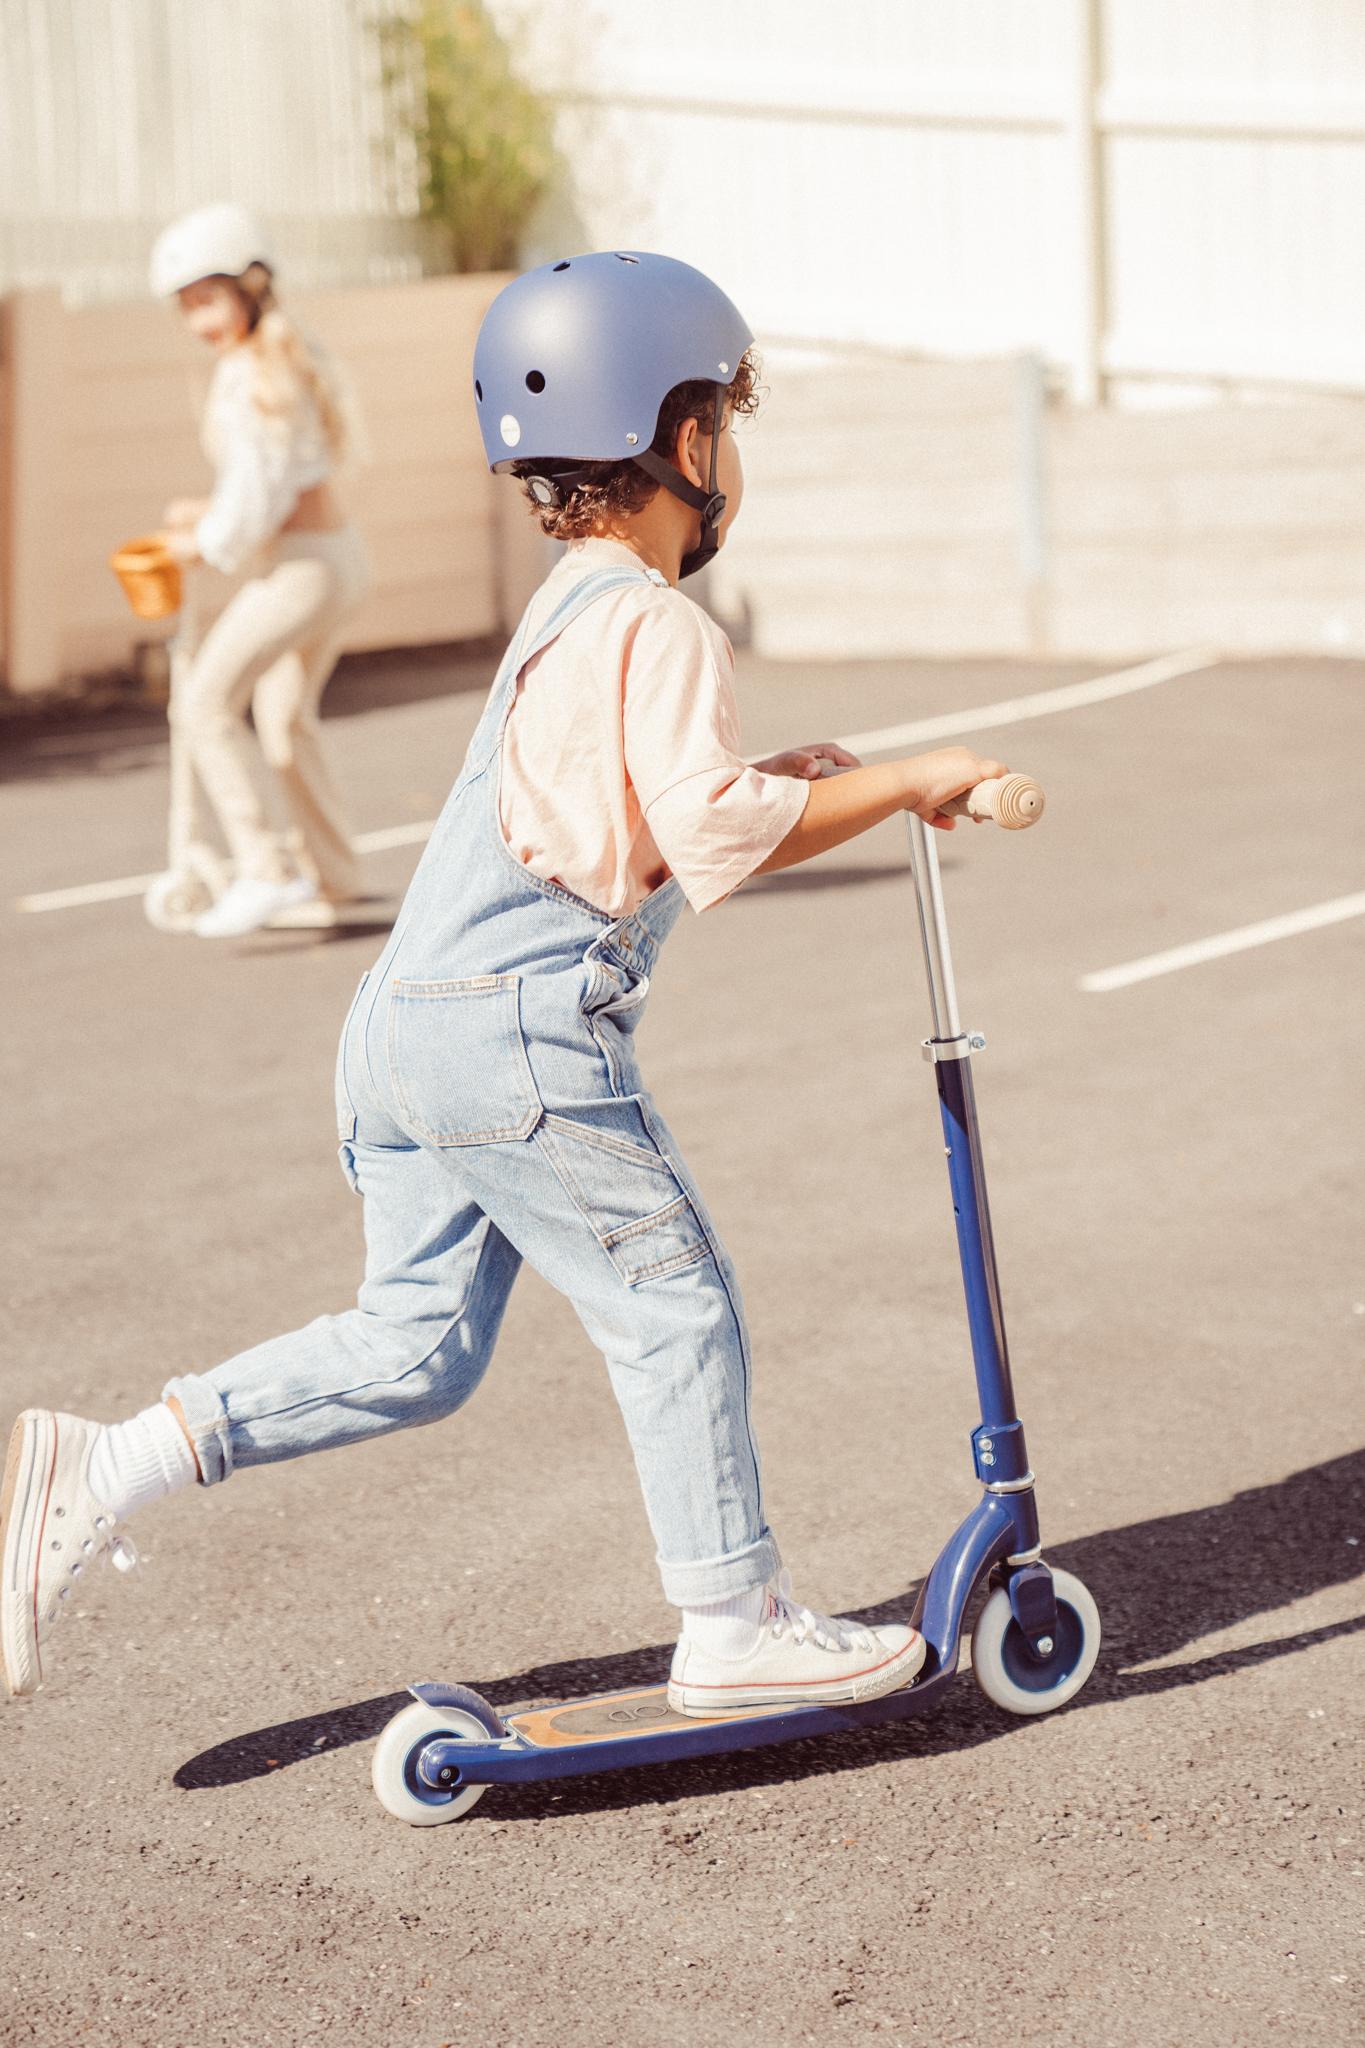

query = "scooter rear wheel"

[
  {"left": 971, "top": 1566, "right": 1100, "bottom": 1716},
  {"left": 372, "top": 1693, "right": 501, "bottom": 1826}
]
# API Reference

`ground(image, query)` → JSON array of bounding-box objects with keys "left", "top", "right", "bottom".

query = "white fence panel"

[
  {"left": 1100, "top": 0, "right": 1365, "bottom": 389},
  {"left": 0, "top": 0, "right": 424, "bottom": 302},
  {"left": 511, "top": 0, "right": 1365, "bottom": 396}
]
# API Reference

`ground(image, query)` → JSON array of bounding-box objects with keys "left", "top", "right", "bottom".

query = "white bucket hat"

[{"left": 149, "top": 204, "right": 274, "bottom": 298}]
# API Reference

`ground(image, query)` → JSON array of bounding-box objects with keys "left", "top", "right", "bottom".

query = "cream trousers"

[{"left": 176, "top": 527, "right": 369, "bottom": 896}]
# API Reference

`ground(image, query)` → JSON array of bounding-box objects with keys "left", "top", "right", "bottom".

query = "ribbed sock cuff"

[
  {"left": 679, "top": 1583, "right": 769, "bottom": 1659},
  {"left": 88, "top": 1403, "right": 198, "bottom": 1520}
]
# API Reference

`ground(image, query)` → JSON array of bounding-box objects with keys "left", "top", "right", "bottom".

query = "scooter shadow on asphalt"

[{"left": 173, "top": 1445, "right": 1364, "bottom": 1816}]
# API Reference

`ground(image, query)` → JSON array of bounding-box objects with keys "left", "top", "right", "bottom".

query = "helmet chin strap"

[{"left": 632, "top": 383, "right": 727, "bottom": 579}]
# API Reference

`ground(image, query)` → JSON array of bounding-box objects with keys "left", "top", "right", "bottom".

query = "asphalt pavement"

[{"left": 1, "top": 647, "right": 1362, "bottom": 2048}]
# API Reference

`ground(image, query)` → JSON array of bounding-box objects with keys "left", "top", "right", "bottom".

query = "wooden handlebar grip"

[{"left": 946, "top": 773, "right": 1046, "bottom": 829}]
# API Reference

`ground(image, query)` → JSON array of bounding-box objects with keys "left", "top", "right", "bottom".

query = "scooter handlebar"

[{"left": 942, "top": 773, "right": 1045, "bottom": 830}]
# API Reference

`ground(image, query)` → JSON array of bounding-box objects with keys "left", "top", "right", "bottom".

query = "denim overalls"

[{"left": 165, "top": 565, "right": 780, "bottom": 1607}]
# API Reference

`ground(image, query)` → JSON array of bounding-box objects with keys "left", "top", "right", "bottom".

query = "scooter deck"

[
  {"left": 508, "top": 1684, "right": 786, "bottom": 1748},
  {"left": 413, "top": 1664, "right": 955, "bottom": 1787}
]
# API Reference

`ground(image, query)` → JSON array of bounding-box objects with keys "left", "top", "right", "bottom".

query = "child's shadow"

[{"left": 175, "top": 1447, "right": 1364, "bottom": 1818}]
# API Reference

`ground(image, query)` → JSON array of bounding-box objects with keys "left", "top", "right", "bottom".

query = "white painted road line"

[
  {"left": 17, "top": 871, "right": 163, "bottom": 913},
  {"left": 15, "top": 820, "right": 437, "bottom": 915},
  {"left": 1079, "top": 891, "right": 1365, "bottom": 993},
  {"left": 14, "top": 649, "right": 1217, "bottom": 915},
  {"left": 834, "top": 648, "right": 1219, "bottom": 757}
]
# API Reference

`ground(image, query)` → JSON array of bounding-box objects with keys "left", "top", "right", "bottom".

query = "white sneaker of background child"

[{"left": 194, "top": 874, "right": 316, "bottom": 938}]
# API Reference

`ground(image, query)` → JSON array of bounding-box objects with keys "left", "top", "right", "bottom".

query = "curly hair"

[{"left": 513, "top": 346, "right": 762, "bottom": 540}]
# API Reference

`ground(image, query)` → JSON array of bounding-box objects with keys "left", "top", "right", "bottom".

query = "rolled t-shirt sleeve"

[{"left": 622, "top": 595, "right": 810, "bottom": 912}]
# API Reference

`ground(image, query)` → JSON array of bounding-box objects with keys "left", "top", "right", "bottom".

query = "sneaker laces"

[
  {"left": 763, "top": 1569, "right": 876, "bottom": 1655},
  {"left": 47, "top": 1512, "right": 139, "bottom": 1630}
]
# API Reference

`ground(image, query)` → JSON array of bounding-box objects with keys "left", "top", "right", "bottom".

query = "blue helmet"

[{"left": 472, "top": 250, "right": 753, "bottom": 577}]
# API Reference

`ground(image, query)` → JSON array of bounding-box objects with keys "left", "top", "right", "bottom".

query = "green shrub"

[{"left": 377, "top": 1, "right": 560, "bottom": 273}]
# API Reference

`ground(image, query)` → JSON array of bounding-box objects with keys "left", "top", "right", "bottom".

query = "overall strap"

[
  {"left": 466, "top": 564, "right": 665, "bottom": 780},
  {"left": 512, "top": 563, "right": 666, "bottom": 677}
]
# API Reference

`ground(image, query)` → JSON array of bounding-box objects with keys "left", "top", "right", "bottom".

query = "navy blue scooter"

[{"left": 371, "top": 774, "right": 1101, "bottom": 1825}]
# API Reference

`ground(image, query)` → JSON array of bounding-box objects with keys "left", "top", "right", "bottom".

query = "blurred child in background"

[{"left": 151, "top": 203, "right": 368, "bottom": 937}]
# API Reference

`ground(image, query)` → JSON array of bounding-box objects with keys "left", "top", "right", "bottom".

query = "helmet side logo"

[{"left": 499, "top": 414, "right": 522, "bottom": 447}]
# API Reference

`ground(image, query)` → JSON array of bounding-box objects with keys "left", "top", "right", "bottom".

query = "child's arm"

[{"left": 754, "top": 745, "right": 1007, "bottom": 876}]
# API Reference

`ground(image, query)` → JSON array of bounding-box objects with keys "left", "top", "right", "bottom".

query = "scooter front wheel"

[
  {"left": 372, "top": 1692, "right": 501, "bottom": 1826},
  {"left": 971, "top": 1567, "right": 1100, "bottom": 1716},
  {"left": 143, "top": 866, "right": 216, "bottom": 933}
]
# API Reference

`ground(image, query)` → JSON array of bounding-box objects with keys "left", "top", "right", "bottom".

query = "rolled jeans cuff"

[
  {"left": 161, "top": 1373, "right": 234, "bottom": 1486},
  {"left": 657, "top": 1529, "right": 780, "bottom": 1608}
]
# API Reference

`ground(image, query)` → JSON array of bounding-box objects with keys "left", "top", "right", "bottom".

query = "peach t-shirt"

[{"left": 499, "top": 538, "right": 809, "bottom": 915}]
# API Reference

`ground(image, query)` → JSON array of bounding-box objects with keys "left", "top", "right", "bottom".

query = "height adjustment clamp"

[{"left": 921, "top": 1032, "right": 986, "bottom": 1065}]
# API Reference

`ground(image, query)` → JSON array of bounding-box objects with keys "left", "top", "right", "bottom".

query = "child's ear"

[{"left": 673, "top": 414, "right": 703, "bottom": 485}]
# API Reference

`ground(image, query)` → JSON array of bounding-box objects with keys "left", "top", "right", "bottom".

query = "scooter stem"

[
  {"left": 907, "top": 812, "right": 963, "bottom": 1039},
  {"left": 906, "top": 815, "right": 1020, "bottom": 1439}
]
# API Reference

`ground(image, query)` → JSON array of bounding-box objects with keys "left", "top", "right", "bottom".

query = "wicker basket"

[{"left": 109, "top": 536, "right": 183, "bottom": 620}]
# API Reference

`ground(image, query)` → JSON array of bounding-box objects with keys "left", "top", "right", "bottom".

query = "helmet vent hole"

[
  {"left": 615, "top": 252, "right": 639, "bottom": 264},
  {"left": 553, "top": 261, "right": 570, "bottom": 272},
  {"left": 525, "top": 370, "right": 546, "bottom": 394},
  {"left": 474, "top": 379, "right": 483, "bottom": 402}
]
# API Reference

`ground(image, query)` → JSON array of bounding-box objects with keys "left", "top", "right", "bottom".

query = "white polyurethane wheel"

[
  {"left": 371, "top": 1699, "right": 494, "bottom": 1826},
  {"left": 143, "top": 867, "right": 216, "bottom": 933},
  {"left": 971, "top": 1567, "right": 1101, "bottom": 1716}
]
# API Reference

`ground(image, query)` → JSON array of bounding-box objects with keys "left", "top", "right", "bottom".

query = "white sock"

[
  {"left": 679, "top": 1584, "right": 769, "bottom": 1660},
  {"left": 87, "top": 1403, "right": 199, "bottom": 1520}
]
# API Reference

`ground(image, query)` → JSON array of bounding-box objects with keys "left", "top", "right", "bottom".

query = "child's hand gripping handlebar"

[{"left": 942, "top": 774, "right": 1046, "bottom": 829}]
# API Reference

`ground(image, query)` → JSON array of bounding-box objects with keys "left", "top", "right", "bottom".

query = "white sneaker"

[
  {"left": 194, "top": 876, "right": 316, "bottom": 938},
  {"left": 668, "top": 1570, "right": 926, "bottom": 1719},
  {"left": 1, "top": 1411, "right": 139, "bottom": 1698}
]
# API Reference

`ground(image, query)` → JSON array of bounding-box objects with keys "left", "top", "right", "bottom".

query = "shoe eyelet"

[
  {"left": 54, "top": 1506, "right": 66, "bottom": 1518},
  {"left": 49, "top": 1539, "right": 62, "bottom": 1551},
  {"left": 82, "top": 1539, "right": 94, "bottom": 1553}
]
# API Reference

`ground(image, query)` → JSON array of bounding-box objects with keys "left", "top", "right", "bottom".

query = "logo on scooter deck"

[
  {"left": 556, "top": 1695, "right": 676, "bottom": 1735},
  {"left": 523, "top": 1689, "right": 681, "bottom": 1742}
]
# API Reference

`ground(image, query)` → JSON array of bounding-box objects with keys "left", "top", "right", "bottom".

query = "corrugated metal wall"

[{"left": 0, "top": 0, "right": 425, "bottom": 301}]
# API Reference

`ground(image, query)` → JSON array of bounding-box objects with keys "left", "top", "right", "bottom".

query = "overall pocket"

[
  {"left": 539, "top": 1104, "right": 709, "bottom": 1287},
  {"left": 387, "top": 974, "right": 542, "bottom": 1146}
]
